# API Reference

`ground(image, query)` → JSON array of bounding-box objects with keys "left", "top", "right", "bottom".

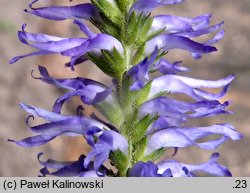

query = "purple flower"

[
  {"left": 146, "top": 124, "right": 242, "bottom": 155},
  {"left": 130, "top": 153, "right": 231, "bottom": 177},
  {"left": 127, "top": 48, "right": 158, "bottom": 91},
  {"left": 84, "top": 130, "right": 128, "bottom": 171},
  {"left": 154, "top": 59, "right": 189, "bottom": 75},
  {"left": 150, "top": 14, "right": 223, "bottom": 37},
  {"left": 38, "top": 153, "right": 105, "bottom": 177},
  {"left": 129, "top": 161, "right": 166, "bottom": 177},
  {"left": 149, "top": 15, "right": 224, "bottom": 59},
  {"left": 140, "top": 97, "right": 231, "bottom": 130},
  {"left": 150, "top": 14, "right": 212, "bottom": 34},
  {"left": 34, "top": 66, "right": 112, "bottom": 113},
  {"left": 24, "top": 0, "right": 98, "bottom": 21},
  {"left": 158, "top": 153, "right": 232, "bottom": 177},
  {"left": 143, "top": 101, "right": 230, "bottom": 129},
  {"left": 148, "top": 74, "right": 235, "bottom": 100},
  {"left": 127, "top": 48, "right": 234, "bottom": 101},
  {"left": 145, "top": 34, "right": 217, "bottom": 56},
  {"left": 9, "top": 24, "right": 123, "bottom": 69},
  {"left": 80, "top": 114, "right": 241, "bottom": 174},
  {"left": 131, "top": 0, "right": 184, "bottom": 13},
  {"left": 8, "top": 103, "right": 109, "bottom": 147}
]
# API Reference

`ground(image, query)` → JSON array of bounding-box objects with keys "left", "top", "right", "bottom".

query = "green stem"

[
  {"left": 115, "top": 8, "right": 138, "bottom": 176},
  {"left": 124, "top": 46, "right": 132, "bottom": 69}
]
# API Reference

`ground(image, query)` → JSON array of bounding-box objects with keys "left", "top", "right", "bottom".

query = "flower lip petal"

[
  {"left": 8, "top": 120, "right": 104, "bottom": 147},
  {"left": 175, "top": 21, "right": 224, "bottom": 38},
  {"left": 181, "top": 13, "right": 212, "bottom": 30},
  {"left": 9, "top": 50, "right": 53, "bottom": 64},
  {"left": 29, "top": 116, "right": 106, "bottom": 135},
  {"left": 154, "top": 59, "right": 189, "bottom": 75},
  {"left": 21, "top": 23, "right": 67, "bottom": 42},
  {"left": 179, "top": 124, "right": 243, "bottom": 141},
  {"left": 36, "top": 65, "right": 107, "bottom": 90},
  {"left": 151, "top": 15, "right": 193, "bottom": 33},
  {"left": 157, "top": 160, "right": 187, "bottom": 177},
  {"left": 19, "top": 103, "right": 67, "bottom": 122},
  {"left": 191, "top": 29, "right": 225, "bottom": 59},
  {"left": 73, "top": 20, "right": 96, "bottom": 38},
  {"left": 140, "top": 97, "right": 232, "bottom": 131},
  {"left": 9, "top": 103, "right": 109, "bottom": 147},
  {"left": 37, "top": 153, "right": 104, "bottom": 177},
  {"left": 157, "top": 153, "right": 232, "bottom": 177},
  {"left": 37, "top": 153, "right": 73, "bottom": 170},
  {"left": 145, "top": 34, "right": 217, "bottom": 56},
  {"left": 25, "top": 0, "right": 97, "bottom": 21},
  {"left": 61, "top": 33, "right": 124, "bottom": 57},
  {"left": 169, "top": 74, "right": 235, "bottom": 88},
  {"left": 65, "top": 55, "right": 88, "bottom": 67},
  {"left": 205, "top": 30, "right": 225, "bottom": 45},
  {"left": 32, "top": 38, "right": 86, "bottom": 53},
  {"left": 187, "top": 152, "right": 232, "bottom": 176},
  {"left": 18, "top": 24, "right": 86, "bottom": 51},
  {"left": 151, "top": 13, "right": 214, "bottom": 35},
  {"left": 131, "top": 0, "right": 185, "bottom": 13},
  {"left": 8, "top": 134, "right": 57, "bottom": 147},
  {"left": 148, "top": 74, "right": 235, "bottom": 100},
  {"left": 146, "top": 124, "right": 242, "bottom": 154}
]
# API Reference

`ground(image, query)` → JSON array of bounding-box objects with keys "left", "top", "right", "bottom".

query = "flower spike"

[{"left": 9, "top": 0, "right": 242, "bottom": 177}]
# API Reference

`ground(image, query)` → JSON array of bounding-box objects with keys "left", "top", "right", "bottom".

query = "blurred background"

[{"left": 0, "top": 0, "right": 250, "bottom": 176}]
